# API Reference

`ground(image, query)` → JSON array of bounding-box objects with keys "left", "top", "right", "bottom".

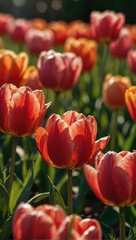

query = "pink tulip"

[
  {"left": 127, "top": 49, "right": 136, "bottom": 74},
  {"left": 25, "top": 28, "right": 54, "bottom": 55},
  {"left": 109, "top": 28, "right": 133, "bottom": 58}
]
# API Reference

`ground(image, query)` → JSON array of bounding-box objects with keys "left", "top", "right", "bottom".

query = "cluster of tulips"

[{"left": 0, "top": 9, "right": 136, "bottom": 240}]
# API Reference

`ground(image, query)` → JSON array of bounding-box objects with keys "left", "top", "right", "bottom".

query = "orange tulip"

[
  {"left": 30, "top": 18, "right": 48, "bottom": 30},
  {"left": 102, "top": 73, "right": 132, "bottom": 109},
  {"left": 48, "top": 20, "right": 69, "bottom": 45},
  {"left": 0, "top": 83, "right": 50, "bottom": 136},
  {"left": 68, "top": 20, "right": 93, "bottom": 39},
  {"left": 12, "top": 203, "right": 66, "bottom": 240},
  {"left": 25, "top": 66, "right": 43, "bottom": 90},
  {"left": 90, "top": 10, "right": 125, "bottom": 43},
  {"left": 125, "top": 86, "right": 136, "bottom": 122},
  {"left": 37, "top": 50, "right": 83, "bottom": 92},
  {"left": 84, "top": 151, "right": 136, "bottom": 207},
  {"left": 25, "top": 28, "right": 54, "bottom": 55},
  {"left": 35, "top": 111, "right": 110, "bottom": 169},
  {"left": 56, "top": 214, "right": 102, "bottom": 240},
  {"left": 0, "top": 49, "right": 31, "bottom": 87},
  {"left": 64, "top": 37, "right": 97, "bottom": 72},
  {"left": 6, "top": 18, "right": 31, "bottom": 43}
]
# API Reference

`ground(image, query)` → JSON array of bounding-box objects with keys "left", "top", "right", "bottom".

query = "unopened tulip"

[
  {"left": 90, "top": 10, "right": 125, "bottom": 42},
  {"left": 25, "top": 28, "right": 54, "bottom": 55},
  {"left": 125, "top": 86, "right": 136, "bottom": 122},
  {"left": 64, "top": 37, "right": 97, "bottom": 72},
  {"left": 30, "top": 18, "right": 47, "bottom": 30},
  {"left": 68, "top": 20, "right": 92, "bottom": 39},
  {"left": 109, "top": 28, "right": 133, "bottom": 59},
  {"left": 12, "top": 203, "right": 66, "bottom": 240},
  {"left": 0, "top": 49, "right": 30, "bottom": 87},
  {"left": 56, "top": 214, "right": 102, "bottom": 240},
  {"left": 0, "top": 83, "right": 50, "bottom": 136},
  {"left": 37, "top": 50, "right": 83, "bottom": 92},
  {"left": 6, "top": 18, "right": 31, "bottom": 43},
  {"left": 84, "top": 151, "right": 136, "bottom": 207},
  {"left": 35, "top": 110, "right": 110, "bottom": 169},
  {"left": 102, "top": 73, "right": 132, "bottom": 109},
  {"left": 127, "top": 49, "right": 136, "bottom": 74}
]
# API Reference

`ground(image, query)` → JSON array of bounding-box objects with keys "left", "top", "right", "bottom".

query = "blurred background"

[{"left": 0, "top": 0, "right": 136, "bottom": 23}]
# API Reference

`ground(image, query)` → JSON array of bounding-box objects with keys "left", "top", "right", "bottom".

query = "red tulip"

[
  {"left": 109, "top": 28, "right": 133, "bottom": 59},
  {"left": 0, "top": 83, "right": 50, "bottom": 136},
  {"left": 25, "top": 28, "right": 54, "bottom": 55},
  {"left": 64, "top": 37, "right": 97, "bottom": 72},
  {"left": 37, "top": 50, "right": 83, "bottom": 92},
  {"left": 35, "top": 111, "right": 110, "bottom": 169},
  {"left": 0, "top": 49, "right": 30, "bottom": 87},
  {"left": 6, "top": 18, "right": 31, "bottom": 43},
  {"left": 56, "top": 214, "right": 102, "bottom": 240},
  {"left": 102, "top": 73, "right": 132, "bottom": 109},
  {"left": 84, "top": 151, "right": 136, "bottom": 207},
  {"left": 90, "top": 10, "right": 125, "bottom": 43},
  {"left": 127, "top": 49, "right": 136, "bottom": 74},
  {"left": 125, "top": 86, "right": 136, "bottom": 122},
  {"left": 0, "top": 13, "right": 14, "bottom": 35},
  {"left": 12, "top": 203, "right": 66, "bottom": 240}
]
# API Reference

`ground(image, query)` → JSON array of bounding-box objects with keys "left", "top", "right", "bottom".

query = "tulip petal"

[
  {"left": 84, "top": 164, "right": 108, "bottom": 205},
  {"left": 97, "top": 152, "right": 132, "bottom": 206},
  {"left": 79, "top": 219, "right": 102, "bottom": 240},
  {"left": 62, "top": 110, "right": 85, "bottom": 126},
  {"left": 47, "top": 119, "right": 74, "bottom": 169},
  {"left": 35, "top": 127, "right": 54, "bottom": 166}
]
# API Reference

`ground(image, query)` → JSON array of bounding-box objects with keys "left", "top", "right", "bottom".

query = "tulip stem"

[
  {"left": 99, "top": 43, "right": 108, "bottom": 96},
  {"left": 119, "top": 207, "right": 126, "bottom": 240},
  {"left": 8, "top": 136, "right": 18, "bottom": 197},
  {"left": 68, "top": 169, "right": 73, "bottom": 215},
  {"left": 110, "top": 110, "right": 118, "bottom": 150}
]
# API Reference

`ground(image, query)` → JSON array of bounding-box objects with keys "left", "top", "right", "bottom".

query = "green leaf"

[
  {"left": 0, "top": 216, "right": 12, "bottom": 240},
  {"left": 5, "top": 173, "right": 24, "bottom": 212},
  {"left": 27, "top": 192, "right": 49, "bottom": 205},
  {"left": 47, "top": 175, "right": 67, "bottom": 213},
  {"left": 16, "top": 164, "right": 34, "bottom": 207},
  {"left": 0, "top": 184, "right": 9, "bottom": 227}
]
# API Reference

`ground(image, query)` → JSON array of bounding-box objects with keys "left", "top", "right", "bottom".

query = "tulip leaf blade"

[
  {"left": 0, "top": 183, "right": 9, "bottom": 227},
  {"left": 47, "top": 175, "right": 67, "bottom": 213},
  {"left": 27, "top": 192, "right": 49, "bottom": 205},
  {"left": 0, "top": 216, "right": 12, "bottom": 240}
]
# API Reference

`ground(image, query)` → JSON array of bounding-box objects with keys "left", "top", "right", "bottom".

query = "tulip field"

[{"left": 0, "top": 10, "right": 136, "bottom": 240}]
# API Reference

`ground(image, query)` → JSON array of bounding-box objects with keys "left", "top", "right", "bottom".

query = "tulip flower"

[
  {"left": 102, "top": 73, "right": 132, "bottom": 109},
  {"left": 109, "top": 28, "right": 133, "bottom": 59},
  {"left": 25, "top": 28, "right": 54, "bottom": 55},
  {"left": 12, "top": 203, "right": 66, "bottom": 240},
  {"left": 37, "top": 50, "right": 83, "bottom": 92},
  {"left": 6, "top": 18, "right": 31, "bottom": 43},
  {"left": 48, "top": 20, "right": 69, "bottom": 45},
  {"left": 64, "top": 37, "right": 97, "bottom": 72},
  {"left": 68, "top": 20, "right": 93, "bottom": 39},
  {"left": 25, "top": 66, "right": 43, "bottom": 90},
  {"left": 84, "top": 150, "right": 136, "bottom": 206},
  {"left": 127, "top": 49, "right": 136, "bottom": 74},
  {"left": 125, "top": 86, "right": 136, "bottom": 122},
  {"left": 84, "top": 150, "right": 136, "bottom": 239},
  {"left": 0, "top": 13, "right": 14, "bottom": 35},
  {"left": 90, "top": 10, "right": 125, "bottom": 43},
  {"left": 0, "top": 83, "right": 50, "bottom": 136},
  {"left": 56, "top": 214, "right": 102, "bottom": 240},
  {"left": 30, "top": 18, "right": 47, "bottom": 30},
  {"left": 35, "top": 110, "right": 110, "bottom": 169},
  {"left": 0, "top": 49, "right": 31, "bottom": 87}
]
